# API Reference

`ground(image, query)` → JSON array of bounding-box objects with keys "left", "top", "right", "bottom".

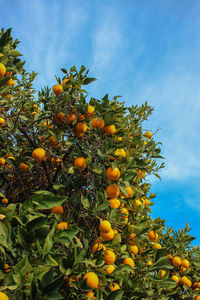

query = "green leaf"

[
  {"left": 105, "top": 291, "right": 124, "bottom": 300},
  {"left": 21, "top": 194, "right": 67, "bottom": 212},
  {"left": 0, "top": 204, "right": 16, "bottom": 221},
  {"left": 81, "top": 195, "right": 90, "bottom": 209},
  {"left": 10, "top": 49, "right": 22, "bottom": 56},
  {"left": 97, "top": 202, "right": 110, "bottom": 211},
  {"left": 83, "top": 77, "right": 96, "bottom": 85},
  {"left": 112, "top": 264, "right": 134, "bottom": 274},
  {"left": 149, "top": 256, "right": 174, "bottom": 271},
  {"left": 43, "top": 227, "right": 55, "bottom": 257}
]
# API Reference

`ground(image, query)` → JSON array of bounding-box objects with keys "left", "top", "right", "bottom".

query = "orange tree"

[{"left": 0, "top": 28, "right": 200, "bottom": 300}]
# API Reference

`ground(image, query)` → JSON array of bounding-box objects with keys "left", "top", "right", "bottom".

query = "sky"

[{"left": 1, "top": 0, "right": 200, "bottom": 243}]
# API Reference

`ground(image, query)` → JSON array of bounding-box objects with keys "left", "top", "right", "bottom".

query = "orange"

[
  {"left": 110, "top": 283, "right": 120, "bottom": 291},
  {"left": 0, "top": 157, "right": 6, "bottom": 166},
  {"left": 117, "top": 137, "right": 122, "bottom": 141},
  {"left": 85, "top": 105, "right": 95, "bottom": 119},
  {"left": 0, "top": 117, "right": 5, "bottom": 127},
  {"left": 76, "top": 122, "right": 87, "bottom": 134},
  {"left": 49, "top": 136, "right": 56, "bottom": 145},
  {"left": 92, "top": 243, "right": 106, "bottom": 253},
  {"left": 172, "top": 256, "right": 182, "bottom": 267},
  {"left": 6, "top": 78, "right": 15, "bottom": 86},
  {"left": 152, "top": 243, "right": 162, "bottom": 250},
  {"left": 83, "top": 272, "right": 99, "bottom": 289},
  {"left": 146, "top": 260, "right": 152, "bottom": 266},
  {"left": 123, "top": 257, "right": 135, "bottom": 269},
  {"left": 109, "top": 198, "right": 120, "bottom": 209},
  {"left": 167, "top": 253, "right": 173, "bottom": 260},
  {"left": 66, "top": 113, "right": 77, "bottom": 124},
  {"left": 127, "top": 233, "right": 136, "bottom": 245},
  {"left": 74, "top": 157, "right": 86, "bottom": 169},
  {"left": 144, "top": 199, "right": 150, "bottom": 206},
  {"left": 144, "top": 131, "right": 152, "bottom": 139},
  {"left": 180, "top": 276, "right": 192, "bottom": 287},
  {"left": 195, "top": 296, "right": 200, "bottom": 300},
  {"left": 91, "top": 118, "right": 104, "bottom": 129},
  {"left": 1, "top": 198, "right": 8, "bottom": 205},
  {"left": 106, "top": 184, "right": 120, "bottom": 199},
  {"left": 171, "top": 275, "right": 179, "bottom": 283},
  {"left": 85, "top": 291, "right": 96, "bottom": 299},
  {"left": 4, "top": 263, "right": 10, "bottom": 273},
  {"left": 122, "top": 187, "right": 133, "bottom": 199},
  {"left": 106, "top": 265, "right": 115, "bottom": 274},
  {"left": 130, "top": 245, "right": 138, "bottom": 255},
  {"left": 101, "top": 229, "right": 114, "bottom": 241},
  {"left": 99, "top": 220, "right": 112, "bottom": 233},
  {"left": 113, "top": 149, "right": 126, "bottom": 159},
  {"left": 107, "top": 167, "right": 120, "bottom": 181},
  {"left": 135, "top": 199, "right": 142, "bottom": 207},
  {"left": 53, "top": 112, "right": 65, "bottom": 124},
  {"left": 57, "top": 222, "right": 68, "bottom": 230},
  {"left": 104, "top": 125, "right": 116, "bottom": 135},
  {"left": 62, "top": 78, "right": 72, "bottom": 88},
  {"left": 137, "top": 170, "right": 146, "bottom": 179},
  {"left": 19, "top": 163, "right": 29, "bottom": 172},
  {"left": 160, "top": 270, "right": 166, "bottom": 279},
  {"left": 51, "top": 205, "right": 64, "bottom": 215},
  {"left": 0, "top": 63, "right": 6, "bottom": 77},
  {"left": 32, "top": 148, "right": 46, "bottom": 163},
  {"left": 53, "top": 84, "right": 63, "bottom": 96},
  {"left": 42, "top": 120, "right": 53, "bottom": 129},
  {"left": 121, "top": 208, "right": 129, "bottom": 219},
  {"left": 181, "top": 259, "right": 190, "bottom": 269},
  {"left": 104, "top": 250, "right": 116, "bottom": 265},
  {"left": 0, "top": 292, "right": 9, "bottom": 300},
  {"left": 148, "top": 230, "right": 158, "bottom": 242}
]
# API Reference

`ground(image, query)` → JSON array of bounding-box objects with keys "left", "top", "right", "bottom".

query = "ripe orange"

[
  {"left": 152, "top": 243, "right": 162, "bottom": 250},
  {"left": 57, "top": 222, "right": 68, "bottom": 230},
  {"left": 171, "top": 275, "right": 179, "bottom": 283},
  {"left": 123, "top": 257, "right": 135, "bottom": 269},
  {"left": 32, "top": 148, "right": 46, "bottom": 163},
  {"left": 106, "top": 184, "right": 120, "bottom": 199},
  {"left": 85, "top": 105, "right": 95, "bottom": 119},
  {"left": 181, "top": 259, "right": 190, "bottom": 269},
  {"left": 66, "top": 113, "right": 77, "bottom": 124},
  {"left": 0, "top": 117, "right": 5, "bottom": 127},
  {"left": 0, "top": 291, "right": 9, "bottom": 300},
  {"left": 6, "top": 78, "right": 15, "bottom": 86},
  {"left": 135, "top": 199, "right": 142, "bottom": 207},
  {"left": 91, "top": 118, "right": 104, "bottom": 129},
  {"left": 109, "top": 198, "right": 120, "bottom": 209},
  {"left": 172, "top": 256, "right": 182, "bottom": 267},
  {"left": 53, "top": 112, "right": 65, "bottom": 124},
  {"left": 104, "top": 125, "right": 116, "bottom": 135},
  {"left": 76, "top": 122, "right": 87, "bottom": 134},
  {"left": 1, "top": 198, "right": 8, "bottom": 205},
  {"left": 83, "top": 272, "right": 99, "bottom": 289},
  {"left": 0, "top": 63, "right": 6, "bottom": 77},
  {"left": 110, "top": 283, "right": 120, "bottom": 291},
  {"left": 74, "top": 157, "right": 86, "bottom": 169},
  {"left": 144, "top": 199, "right": 150, "bottom": 206},
  {"left": 144, "top": 131, "right": 152, "bottom": 139},
  {"left": 53, "top": 84, "right": 63, "bottom": 96},
  {"left": 180, "top": 276, "right": 192, "bottom": 287},
  {"left": 148, "top": 230, "right": 158, "bottom": 242},
  {"left": 160, "top": 270, "right": 166, "bottom": 279},
  {"left": 85, "top": 291, "right": 96, "bottom": 299},
  {"left": 107, "top": 167, "right": 120, "bottom": 181},
  {"left": 0, "top": 157, "right": 6, "bottom": 166},
  {"left": 51, "top": 205, "right": 64, "bottom": 215},
  {"left": 101, "top": 229, "right": 114, "bottom": 241},
  {"left": 42, "top": 120, "right": 53, "bottom": 129},
  {"left": 19, "top": 163, "right": 29, "bottom": 172},
  {"left": 92, "top": 243, "right": 106, "bottom": 253},
  {"left": 106, "top": 265, "right": 115, "bottom": 274},
  {"left": 104, "top": 250, "right": 116, "bottom": 265},
  {"left": 121, "top": 208, "right": 129, "bottom": 219},
  {"left": 122, "top": 187, "right": 133, "bottom": 199},
  {"left": 195, "top": 296, "right": 200, "bottom": 300},
  {"left": 99, "top": 220, "right": 112, "bottom": 233},
  {"left": 113, "top": 149, "right": 126, "bottom": 159},
  {"left": 130, "top": 245, "right": 138, "bottom": 255},
  {"left": 4, "top": 263, "right": 10, "bottom": 273}
]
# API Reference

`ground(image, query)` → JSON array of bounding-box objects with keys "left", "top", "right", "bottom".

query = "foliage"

[{"left": 0, "top": 28, "right": 200, "bottom": 300}]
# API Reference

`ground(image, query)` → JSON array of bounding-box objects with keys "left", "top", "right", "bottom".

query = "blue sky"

[{"left": 1, "top": 0, "right": 200, "bottom": 243}]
